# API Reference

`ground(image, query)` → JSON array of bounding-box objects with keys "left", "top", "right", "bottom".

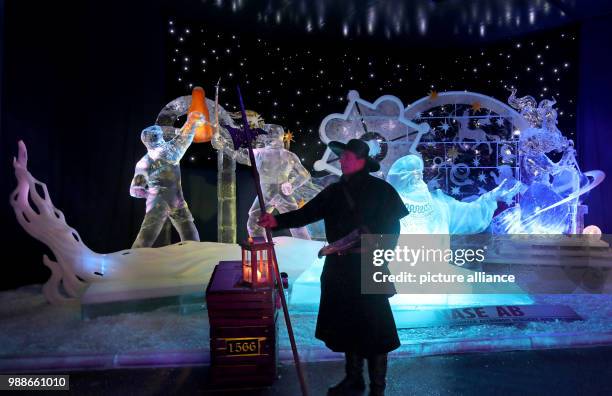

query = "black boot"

[
  {"left": 327, "top": 352, "right": 366, "bottom": 395},
  {"left": 367, "top": 353, "right": 388, "bottom": 396}
]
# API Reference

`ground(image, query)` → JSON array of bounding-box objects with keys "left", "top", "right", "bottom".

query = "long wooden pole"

[
  {"left": 237, "top": 86, "right": 309, "bottom": 396},
  {"left": 214, "top": 79, "right": 220, "bottom": 133}
]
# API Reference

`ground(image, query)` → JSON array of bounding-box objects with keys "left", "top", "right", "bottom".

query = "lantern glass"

[
  {"left": 240, "top": 238, "right": 273, "bottom": 287},
  {"left": 258, "top": 249, "right": 269, "bottom": 283},
  {"left": 241, "top": 248, "right": 251, "bottom": 284}
]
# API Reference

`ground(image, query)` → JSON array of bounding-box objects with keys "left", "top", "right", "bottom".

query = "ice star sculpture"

[{"left": 314, "top": 90, "right": 429, "bottom": 177}]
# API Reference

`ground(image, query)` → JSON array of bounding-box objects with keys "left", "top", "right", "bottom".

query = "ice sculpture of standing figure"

[
  {"left": 130, "top": 111, "right": 204, "bottom": 248},
  {"left": 387, "top": 155, "right": 521, "bottom": 234},
  {"left": 247, "top": 124, "right": 312, "bottom": 240}
]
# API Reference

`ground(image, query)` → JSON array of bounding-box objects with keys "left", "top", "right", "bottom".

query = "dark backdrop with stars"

[
  {"left": 166, "top": 18, "right": 579, "bottom": 174},
  {"left": 0, "top": 1, "right": 592, "bottom": 291}
]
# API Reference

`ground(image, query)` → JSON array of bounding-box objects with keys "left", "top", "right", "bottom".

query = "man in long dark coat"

[{"left": 259, "top": 139, "right": 409, "bottom": 396}]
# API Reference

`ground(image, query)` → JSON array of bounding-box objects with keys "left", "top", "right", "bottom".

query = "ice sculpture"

[
  {"left": 453, "top": 109, "right": 500, "bottom": 154},
  {"left": 157, "top": 89, "right": 248, "bottom": 243},
  {"left": 387, "top": 154, "right": 521, "bottom": 234},
  {"left": 491, "top": 90, "right": 606, "bottom": 234},
  {"left": 130, "top": 111, "right": 204, "bottom": 248},
  {"left": 213, "top": 109, "right": 271, "bottom": 242},
  {"left": 156, "top": 88, "right": 217, "bottom": 144},
  {"left": 246, "top": 124, "right": 313, "bottom": 239},
  {"left": 290, "top": 153, "right": 530, "bottom": 310},
  {"left": 314, "top": 90, "right": 430, "bottom": 177},
  {"left": 10, "top": 141, "right": 324, "bottom": 304},
  {"left": 213, "top": 110, "right": 265, "bottom": 165}
]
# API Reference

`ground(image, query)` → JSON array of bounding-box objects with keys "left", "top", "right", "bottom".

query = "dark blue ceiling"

[{"left": 165, "top": 0, "right": 612, "bottom": 45}]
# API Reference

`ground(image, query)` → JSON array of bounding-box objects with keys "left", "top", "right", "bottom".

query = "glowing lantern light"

[{"left": 240, "top": 236, "right": 274, "bottom": 288}]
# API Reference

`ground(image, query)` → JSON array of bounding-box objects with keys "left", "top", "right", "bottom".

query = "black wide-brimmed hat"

[{"left": 329, "top": 138, "right": 381, "bottom": 172}]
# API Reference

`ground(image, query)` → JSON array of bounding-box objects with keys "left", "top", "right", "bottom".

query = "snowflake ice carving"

[{"left": 313, "top": 90, "right": 430, "bottom": 177}]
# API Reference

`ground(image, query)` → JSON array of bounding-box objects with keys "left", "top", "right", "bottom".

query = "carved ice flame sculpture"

[
  {"left": 10, "top": 141, "right": 238, "bottom": 304},
  {"left": 11, "top": 141, "right": 93, "bottom": 303}
]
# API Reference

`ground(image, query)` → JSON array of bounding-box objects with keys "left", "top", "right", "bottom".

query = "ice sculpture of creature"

[
  {"left": 130, "top": 112, "right": 203, "bottom": 248},
  {"left": 519, "top": 126, "right": 569, "bottom": 157},
  {"left": 508, "top": 89, "right": 569, "bottom": 155},
  {"left": 494, "top": 89, "right": 594, "bottom": 234},
  {"left": 508, "top": 88, "right": 539, "bottom": 127},
  {"left": 537, "top": 98, "right": 559, "bottom": 131},
  {"left": 247, "top": 124, "right": 312, "bottom": 240},
  {"left": 387, "top": 155, "right": 521, "bottom": 234},
  {"left": 453, "top": 109, "right": 500, "bottom": 154},
  {"left": 493, "top": 145, "right": 585, "bottom": 234}
]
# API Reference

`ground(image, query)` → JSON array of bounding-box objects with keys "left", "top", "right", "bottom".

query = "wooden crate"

[{"left": 206, "top": 261, "right": 279, "bottom": 386}]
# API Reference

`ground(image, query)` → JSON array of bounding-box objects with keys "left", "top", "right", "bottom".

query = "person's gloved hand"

[
  {"left": 281, "top": 182, "right": 294, "bottom": 196},
  {"left": 258, "top": 213, "right": 278, "bottom": 228},
  {"left": 486, "top": 179, "right": 522, "bottom": 202}
]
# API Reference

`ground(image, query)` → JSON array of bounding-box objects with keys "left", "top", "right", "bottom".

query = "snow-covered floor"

[
  {"left": 1, "top": 236, "right": 611, "bottom": 369},
  {"left": 1, "top": 284, "right": 611, "bottom": 366}
]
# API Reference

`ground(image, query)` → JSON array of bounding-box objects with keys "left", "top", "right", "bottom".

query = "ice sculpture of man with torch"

[{"left": 130, "top": 87, "right": 208, "bottom": 248}]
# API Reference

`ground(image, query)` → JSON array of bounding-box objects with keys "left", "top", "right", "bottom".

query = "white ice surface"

[
  {"left": 288, "top": 248, "right": 533, "bottom": 310},
  {"left": 1, "top": 237, "right": 611, "bottom": 358},
  {"left": 1, "top": 285, "right": 612, "bottom": 358},
  {"left": 82, "top": 236, "right": 325, "bottom": 304}
]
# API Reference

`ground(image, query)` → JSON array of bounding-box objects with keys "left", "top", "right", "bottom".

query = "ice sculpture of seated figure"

[
  {"left": 289, "top": 154, "right": 530, "bottom": 310},
  {"left": 377, "top": 154, "right": 527, "bottom": 309},
  {"left": 387, "top": 155, "right": 521, "bottom": 234},
  {"left": 290, "top": 155, "right": 527, "bottom": 310},
  {"left": 247, "top": 124, "right": 312, "bottom": 240},
  {"left": 130, "top": 112, "right": 204, "bottom": 248}
]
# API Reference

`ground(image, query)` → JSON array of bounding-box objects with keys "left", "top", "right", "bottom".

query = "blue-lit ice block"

[{"left": 288, "top": 257, "right": 533, "bottom": 328}]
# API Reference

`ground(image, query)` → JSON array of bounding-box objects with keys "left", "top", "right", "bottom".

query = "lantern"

[{"left": 239, "top": 236, "right": 274, "bottom": 287}]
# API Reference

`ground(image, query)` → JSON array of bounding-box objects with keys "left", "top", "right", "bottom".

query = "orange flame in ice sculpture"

[{"left": 188, "top": 86, "right": 213, "bottom": 143}]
